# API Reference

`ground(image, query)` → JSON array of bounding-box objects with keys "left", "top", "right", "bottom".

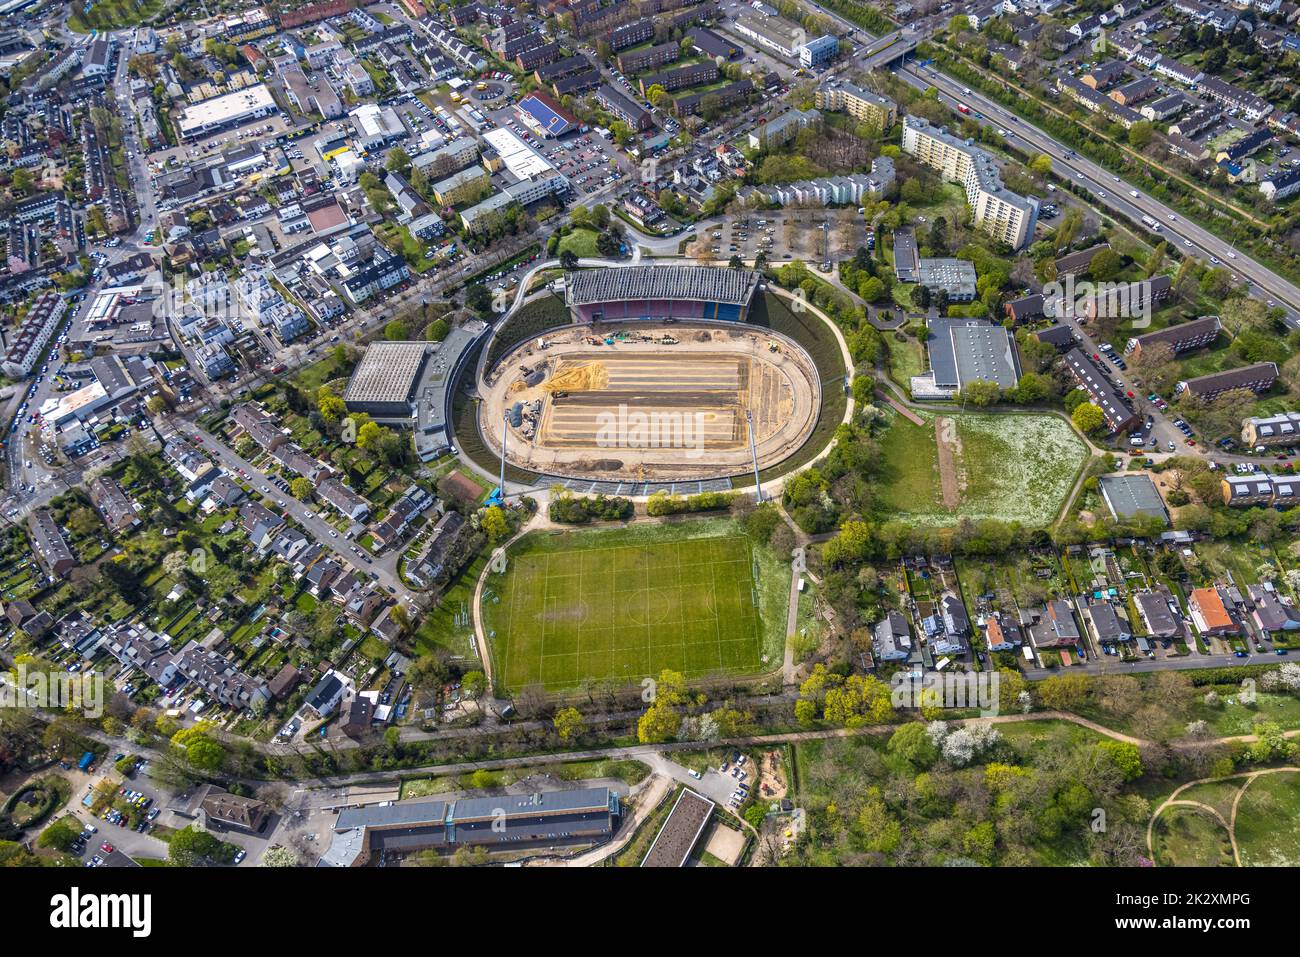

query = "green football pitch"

[{"left": 487, "top": 533, "right": 767, "bottom": 693}]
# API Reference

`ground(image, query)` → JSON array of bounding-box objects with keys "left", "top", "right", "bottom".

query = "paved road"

[
  {"left": 898, "top": 62, "right": 1300, "bottom": 326},
  {"left": 1023, "top": 647, "right": 1286, "bottom": 679},
  {"left": 165, "top": 416, "right": 417, "bottom": 606}
]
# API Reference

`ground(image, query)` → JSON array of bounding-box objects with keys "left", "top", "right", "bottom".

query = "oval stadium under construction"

[{"left": 478, "top": 265, "right": 823, "bottom": 485}]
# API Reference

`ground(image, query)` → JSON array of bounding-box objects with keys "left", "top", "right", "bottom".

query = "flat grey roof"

[
  {"left": 334, "top": 786, "right": 615, "bottom": 831},
  {"left": 343, "top": 341, "right": 430, "bottom": 406},
  {"left": 1099, "top": 473, "right": 1168, "bottom": 523},
  {"left": 893, "top": 226, "right": 918, "bottom": 282},
  {"left": 918, "top": 257, "right": 977, "bottom": 297},
  {"left": 928, "top": 318, "right": 1019, "bottom": 390}
]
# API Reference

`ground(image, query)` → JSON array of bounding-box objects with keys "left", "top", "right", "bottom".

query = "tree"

[
  {"left": 1221, "top": 295, "right": 1281, "bottom": 336},
  {"left": 168, "top": 825, "right": 232, "bottom": 866},
  {"left": 1099, "top": 741, "right": 1143, "bottom": 781},
  {"left": 465, "top": 283, "right": 492, "bottom": 315},
  {"left": 1131, "top": 341, "right": 1176, "bottom": 393},
  {"left": 461, "top": 670, "right": 487, "bottom": 699},
  {"left": 261, "top": 845, "right": 301, "bottom": 867},
  {"left": 553, "top": 706, "right": 586, "bottom": 741},
  {"left": 1038, "top": 673, "right": 1091, "bottom": 711},
  {"left": 1088, "top": 248, "right": 1122, "bottom": 282},
  {"left": 1013, "top": 372, "right": 1052, "bottom": 404},
  {"left": 171, "top": 724, "right": 225, "bottom": 772},
  {"left": 480, "top": 505, "right": 509, "bottom": 542},
  {"left": 887, "top": 721, "right": 938, "bottom": 768},
  {"left": 858, "top": 790, "right": 901, "bottom": 853},
  {"left": 1127, "top": 121, "right": 1154, "bottom": 149},
  {"left": 637, "top": 669, "right": 687, "bottom": 743},
  {"left": 559, "top": 249, "right": 579, "bottom": 270},
  {"left": 385, "top": 146, "right": 410, "bottom": 173},
  {"left": 958, "top": 379, "right": 1002, "bottom": 407},
  {"left": 1028, "top": 153, "right": 1052, "bottom": 175},
  {"left": 1072, "top": 401, "right": 1105, "bottom": 434},
  {"left": 38, "top": 817, "right": 82, "bottom": 852},
  {"left": 317, "top": 387, "right": 346, "bottom": 424}
]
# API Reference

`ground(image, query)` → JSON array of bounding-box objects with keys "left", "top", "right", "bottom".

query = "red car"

[{"left": 100, "top": 842, "right": 114, "bottom": 853}]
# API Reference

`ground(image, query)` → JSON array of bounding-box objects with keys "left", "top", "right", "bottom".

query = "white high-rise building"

[{"left": 901, "top": 115, "right": 1039, "bottom": 250}]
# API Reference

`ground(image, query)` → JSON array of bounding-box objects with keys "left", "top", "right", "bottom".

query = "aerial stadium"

[
  {"left": 478, "top": 265, "right": 822, "bottom": 485},
  {"left": 565, "top": 264, "right": 763, "bottom": 323}
]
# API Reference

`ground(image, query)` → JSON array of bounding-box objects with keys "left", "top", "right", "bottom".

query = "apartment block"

[{"left": 902, "top": 115, "right": 1038, "bottom": 250}]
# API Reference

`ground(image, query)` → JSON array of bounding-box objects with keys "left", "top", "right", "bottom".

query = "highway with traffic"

[
  {"left": 794, "top": 1, "right": 1300, "bottom": 327},
  {"left": 897, "top": 62, "right": 1300, "bottom": 327}
]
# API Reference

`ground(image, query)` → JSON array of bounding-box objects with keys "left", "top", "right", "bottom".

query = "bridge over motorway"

[{"left": 856, "top": 27, "right": 919, "bottom": 71}]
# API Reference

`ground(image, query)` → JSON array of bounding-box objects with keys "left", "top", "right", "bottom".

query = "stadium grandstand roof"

[{"left": 565, "top": 266, "right": 760, "bottom": 307}]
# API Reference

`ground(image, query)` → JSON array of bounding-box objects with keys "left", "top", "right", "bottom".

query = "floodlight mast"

[
  {"left": 746, "top": 409, "right": 763, "bottom": 504},
  {"left": 498, "top": 409, "right": 508, "bottom": 503}
]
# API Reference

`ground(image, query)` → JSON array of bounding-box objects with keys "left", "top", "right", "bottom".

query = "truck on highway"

[
  {"left": 1141, "top": 214, "right": 1161, "bottom": 232},
  {"left": 957, "top": 103, "right": 971, "bottom": 114}
]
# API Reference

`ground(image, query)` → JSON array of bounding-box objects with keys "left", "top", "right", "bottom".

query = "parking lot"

[
  {"left": 67, "top": 761, "right": 170, "bottom": 867},
  {"left": 480, "top": 96, "right": 631, "bottom": 197},
  {"left": 695, "top": 210, "right": 867, "bottom": 264}
]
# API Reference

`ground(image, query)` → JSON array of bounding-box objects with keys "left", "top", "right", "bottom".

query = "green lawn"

[
  {"left": 876, "top": 410, "right": 941, "bottom": 512},
  {"left": 1152, "top": 805, "right": 1234, "bottom": 867},
  {"left": 557, "top": 228, "right": 600, "bottom": 259},
  {"left": 292, "top": 351, "right": 357, "bottom": 395},
  {"left": 484, "top": 521, "right": 784, "bottom": 693},
  {"left": 414, "top": 553, "right": 486, "bottom": 659},
  {"left": 874, "top": 409, "right": 1088, "bottom": 527},
  {"left": 887, "top": 336, "right": 925, "bottom": 389},
  {"left": 69, "top": 0, "right": 166, "bottom": 32},
  {"left": 1235, "top": 771, "right": 1300, "bottom": 867}
]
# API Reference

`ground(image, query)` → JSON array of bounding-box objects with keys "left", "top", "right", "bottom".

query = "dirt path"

[
  {"left": 934, "top": 416, "right": 961, "bottom": 510},
  {"left": 879, "top": 390, "right": 924, "bottom": 426},
  {"left": 1145, "top": 766, "right": 1300, "bottom": 866}
]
